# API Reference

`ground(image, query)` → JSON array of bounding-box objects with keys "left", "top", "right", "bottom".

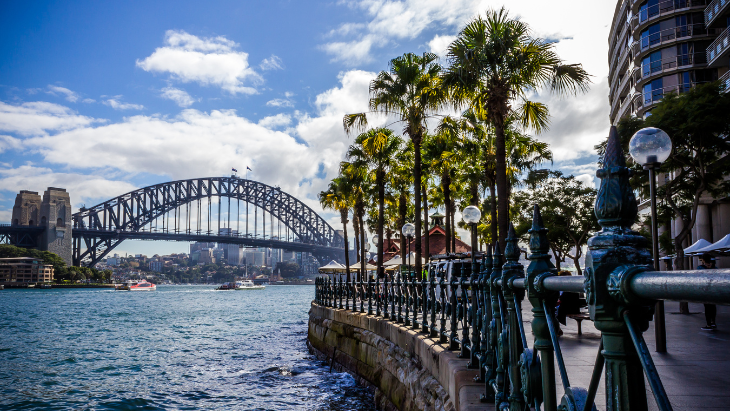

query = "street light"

[
  {"left": 462, "top": 205, "right": 482, "bottom": 275},
  {"left": 402, "top": 223, "right": 416, "bottom": 278},
  {"left": 629, "top": 127, "right": 672, "bottom": 353}
]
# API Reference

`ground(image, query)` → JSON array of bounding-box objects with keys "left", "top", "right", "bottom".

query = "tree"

[
  {"left": 344, "top": 52, "right": 447, "bottom": 278},
  {"left": 275, "top": 261, "right": 300, "bottom": 278},
  {"left": 346, "top": 128, "right": 404, "bottom": 277},
  {"left": 319, "top": 176, "right": 353, "bottom": 281},
  {"left": 425, "top": 123, "right": 462, "bottom": 253},
  {"left": 513, "top": 171, "right": 598, "bottom": 272},
  {"left": 443, "top": 8, "right": 589, "bottom": 249}
]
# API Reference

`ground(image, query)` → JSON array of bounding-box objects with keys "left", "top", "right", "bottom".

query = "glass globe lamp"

[
  {"left": 372, "top": 234, "right": 379, "bottom": 245},
  {"left": 629, "top": 127, "right": 672, "bottom": 166},
  {"left": 401, "top": 223, "right": 416, "bottom": 238},
  {"left": 462, "top": 205, "right": 482, "bottom": 224}
]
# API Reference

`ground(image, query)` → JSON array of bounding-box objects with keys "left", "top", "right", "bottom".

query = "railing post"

[
  {"left": 449, "top": 261, "right": 459, "bottom": 351},
  {"left": 586, "top": 126, "right": 654, "bottom": 411},
  {"left": 477, "top": 248, "right": 493, "bottom": 384},
  {"left": 430, "top": 266, "right": 438, "bottom": 338},
  {"left": 412, "top": 270, "right": 420, "bottom": 330},
  {"left": 525, "top": 205, "right": 558, "bottom": 411},
  {"left": 397, "top": 271, "right": 403, "bottom": 323},
  {"left": 375, "top": 273, "right": 381, "bottom": 317},
  {"left": 439, "top": 271, "right": 447, "bottom": 344},
  {"left": 338, "top": 276, "right": 343, "bottom": 309},
  {"left": 503, "top": 224, "right": 526, "bottom": 411},
  {"left": 367, "top": 274, "right": 373, "bottom": 315},
  {"left": 489, "top": 243, "right": 506, "bottom": 404},
  {"left": 469, "top": 254, "right": 481, "bottom": 369},
  {"left": 383, "top": 272, "right": 389, "bottom": 319},
  {"left": 422, "top": 265, "right": 430, "bottom": 333},
  {"left": 345, "top": 276, "right": 350, "bottom": 311},
  {"left": 459, "top": 262, "right": 471, "bottom": 359},
  {"left": 359, "top": 276, "right": 364, "bottom": 313},
  {"left": 404, "top": 273, "right": 411, "bottom": 326}
]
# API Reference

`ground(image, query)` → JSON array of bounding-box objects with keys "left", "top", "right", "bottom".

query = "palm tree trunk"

[
  {"left": 341, "top": 208, "right": 351, "bottom": 282},
  {"left": 353, "top": 214, "right": 360, "bottom": 264},
  {"left": 450, "top": 200, "right": 456, "bottom": 252},
  {"left": 443, "top": 171, "right": 452, "bottom": 255},
  {"left": 413, "top": 137, "right": 423, "bottom": 279},
  {"left": 489, "top": 179, "right": 497, "bottom": 245},
  {"left": 360, "top": 210, "right": 366, "bottom": 282},
  {"left": 377, "top": 169, "right": 385, "bottom": 279},
  {"left": 422, "top": 182, "right": 429, "bottom": 260},
  {"left": 495, "top": 121, "right": 509, "bottom": 250},
  {"left": 399, "top": 193, "right": 407, "bottom": 262}
]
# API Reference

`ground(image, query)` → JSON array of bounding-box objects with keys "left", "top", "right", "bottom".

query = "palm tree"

[
  {"left": 346, "top": 128, "right": 404, "bottom": 279},
  {"left": 389, "top": 142, "right": 414, "bottom": 261},
  {"left": 340, "top": 161, "right": 369, "bottom": 281},
  {"left": 443, "top": 8, "right": 590, "bottom": 248},
  {"left": 318, "top": 177, "right": 353, "bottom": 281},
  {"left": 426, "top": 122, "right": 462, "bottom": 253},
  {"left": 344, "top": 52, "right": 446, "bottom": 278}
]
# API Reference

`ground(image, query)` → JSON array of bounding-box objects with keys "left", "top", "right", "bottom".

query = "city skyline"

[{"left": 0, "top": 0, "right": 617, "bottom": 256}]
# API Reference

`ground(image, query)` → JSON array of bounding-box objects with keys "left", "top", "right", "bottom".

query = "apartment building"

[
  {"left": 0, "top": 257, "right": 54, "bottom": 284},
  {"left": 608, "top": 0, "right": 730, "bottom": 124}
]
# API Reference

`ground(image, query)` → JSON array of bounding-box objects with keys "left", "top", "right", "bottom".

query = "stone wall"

[{"left": 308, "top": 304, "right": 485, "bottom": 411}]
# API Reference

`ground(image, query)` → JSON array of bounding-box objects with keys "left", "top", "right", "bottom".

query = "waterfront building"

[
  {"left": 0, "top": 257, "right": 54, "bottom": 284},
  {"left": 608, "top": 0, "right": 729, "bottom": 124},
  {"left": 610, "top": 0, "right": 730, "bottom": 268}
]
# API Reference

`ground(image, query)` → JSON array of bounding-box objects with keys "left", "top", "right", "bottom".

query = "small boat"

[
  {"left": 215, "top": 282, "right": 235, "bottom": 290},
  {"left": 129, "top": 280, "right": 156, "bottom": 291},
  {"left": 234, "top": 280, "right": 265, "bottom": 290},
  {"left": 39, "top": 284, "right": 52, "bottom": 289}
]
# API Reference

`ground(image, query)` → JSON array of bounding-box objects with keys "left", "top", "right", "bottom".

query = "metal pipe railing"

[{"left": 630, "top": 269, "right": 730, "bottom": 305}]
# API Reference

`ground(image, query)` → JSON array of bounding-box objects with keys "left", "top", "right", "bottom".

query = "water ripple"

[{"left": 0, "top": 285, "right": 375, "bottom": 410}]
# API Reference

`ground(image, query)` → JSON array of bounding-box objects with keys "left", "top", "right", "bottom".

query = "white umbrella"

[
  {"left": 318, "top": 260, "right": 345, "bottom": 273},
  {"left": 383, "top": 252, "right": 424, "bottom": 266},
  {"left": 683, "top": 239, "right": 713, "bottom": 255},
  {"left": 694, "top": 234, "right": 730, "bottom": 254},
  {"left": 348, "top": 262, "right": 377, "bottom": 271}
]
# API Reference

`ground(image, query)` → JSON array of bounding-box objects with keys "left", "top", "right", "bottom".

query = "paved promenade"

[{"left": 520, "top": 301, "right": 730, "bottom": 411}]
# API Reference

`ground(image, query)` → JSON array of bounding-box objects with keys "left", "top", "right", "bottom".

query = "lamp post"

[
  {"left": 629, "top": 126, "right": 672, "bottom": 353},
  {"left": 462, "top": 205, "right": 482, "bottom": 272},
  {"left": 402, "top": 223, "right": 416, "bottom": 279}
]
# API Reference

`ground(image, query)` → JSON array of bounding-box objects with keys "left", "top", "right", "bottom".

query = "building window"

[
  {"left": 57, "top": 218, "right": 64, "bottom": 226},
  {"left": 643, "top": 51, "right": 662, "bottom": 76},
  {"left": 641, "top": 23, "right": 661, "bottom": 49}
]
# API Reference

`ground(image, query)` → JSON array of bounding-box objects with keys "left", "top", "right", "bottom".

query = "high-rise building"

[{"left": 608, "top": 0, "right": 729, "bottom": 124}]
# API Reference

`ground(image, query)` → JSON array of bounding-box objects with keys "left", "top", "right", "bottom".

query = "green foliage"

[
  {"left": 512, "top": 171, "right": 598, "bottom": 272},
  {"left": 275, "top": 261, "right": 300, "bottom": 278}
]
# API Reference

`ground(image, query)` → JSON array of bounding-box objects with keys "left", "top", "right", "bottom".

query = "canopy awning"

[
  {"left": 383, "top": 252, "right": 425, "bottom": 267},
  {"left": 349, "top": 262, "right": 377, "bottom": 271},
  {"left": 683, "top": 239, "right": 713, "bottom": 255},
  {"left": 318, "top": 260, "right": 345, "bottom": 273},
  {"left": 694, "top": 234, "right": 730, "bottom": 255}
]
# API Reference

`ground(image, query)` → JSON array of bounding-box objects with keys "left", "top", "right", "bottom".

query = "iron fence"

[{"left": 313, "top": 127, "right": 730, "bottom": 411}]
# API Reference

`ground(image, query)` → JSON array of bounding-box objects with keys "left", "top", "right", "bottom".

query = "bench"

[{"left": 566, "top": 313, "right": 591, "bottom": 335}]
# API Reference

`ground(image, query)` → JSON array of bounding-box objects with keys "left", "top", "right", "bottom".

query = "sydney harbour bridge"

[{"left": 1, "top": 176, "right": 347, "bottom": 267}]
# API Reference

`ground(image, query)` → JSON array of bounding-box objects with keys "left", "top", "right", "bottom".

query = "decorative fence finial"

[
  {"left": 528, "top": 205, "right": 549, "bottom": 259},
  {"left": 504, "top": 223, "right": 519, "bottom": 263},
  {"left": 594, "top": 125, "right": 638, "bottom": 230}
]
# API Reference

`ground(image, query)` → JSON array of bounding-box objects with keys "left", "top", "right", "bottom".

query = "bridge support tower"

[{"left": 11, "top": 187, "right": 73, "bottom": 265}]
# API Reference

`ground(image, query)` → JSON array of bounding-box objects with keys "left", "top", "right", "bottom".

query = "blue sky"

[{"left": 0, "top": 0, "right": 617, "bottom": 256}]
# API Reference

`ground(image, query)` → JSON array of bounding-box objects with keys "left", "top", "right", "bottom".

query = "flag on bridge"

[
  {"left": 232, "top": 168, "right": 238, "bottom": 172},
  {"left": 246, "top": 166, "right": 252, "bottom": 171}
]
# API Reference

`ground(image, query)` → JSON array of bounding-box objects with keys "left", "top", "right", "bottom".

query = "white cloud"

[
  {"left": 136, "top": 30, "right": 262, "bottom": 95},
  {"left": 0, "top": 101, "right": 98, "bottom": 136},
  {"left": 258, "top": 113, "right": 292, "bottom": 129},
  {"left": 104, "top": 97, "right": 145, "bottom": 111},
  {"left": 266, "top": 91, "right": 295, "bottom": 108},
  {"left": 0, "top": 164, "right": 138, "bottom": 207},
  {"left": 427, "top": 34, "right": 456, "bottom": 60},
  {"left": 160, "top": 86, "right": 196, "bottom": 107},
  {"left": 260, "top": 55, "right": 283, "bottom": 70},
  {"left": 47, "top": 85, "right": 79, "bottom": 103},
  {"left": 0, "top": 135, "right": 22, "bottom": 153}
]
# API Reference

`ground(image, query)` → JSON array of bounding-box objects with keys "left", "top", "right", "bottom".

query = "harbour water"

[{"left": 0, "top": 285, "right": 376, "bottom": 410}]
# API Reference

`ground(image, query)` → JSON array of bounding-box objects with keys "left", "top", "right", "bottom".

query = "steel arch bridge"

[{"left": 72, "top": 177, "right": 345, "bottom": 267}]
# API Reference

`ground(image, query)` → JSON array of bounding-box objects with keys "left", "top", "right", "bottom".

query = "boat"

[
  {"left": 39, "top": 284, "right": 52, "bottom": 289},
  {"left": 234, "top": 280, "right": 265, "bottom": 290},
  {"left": 129, "top": 280, "right": 156, "bottom": 291},
  {"left": 215, "top": 282, "right": 236, "bottom": 290}
]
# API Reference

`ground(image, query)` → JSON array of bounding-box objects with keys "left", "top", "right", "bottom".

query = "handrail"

[
  {"left": 633, "top": 53, "right": 707, "bottom": 83},
  {"left": 632, "top": 0, "right": 708, "bottom": 31},
  {"left": 630, "top": 269, "right": 730, "bottom": 305},
  {"left": 705, "top": 0, "right": 729, "bottom": 27},
  {"left": 634, "top": 24, "right": 721, "bottom": 58},
  {"left": 721, "top": 70, "right": 730, "bottom": 93},
  {"left": 707, "top": 26, "right": 730, "bottom": 65}
]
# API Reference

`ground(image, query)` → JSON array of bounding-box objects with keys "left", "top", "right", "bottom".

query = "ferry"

[
  {"left": 234, "top": 280, "right": 265, "bottom": 290},
  {"left": 215, "top": 282, "right": 236, "bottom": 290},
  {"left": 130, "top": 280, "right": 156, "bottom": 291}
]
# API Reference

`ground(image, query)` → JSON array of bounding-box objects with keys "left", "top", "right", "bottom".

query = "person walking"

[{"left": 697, "top": 254, "right": 717, "bottom": 331}]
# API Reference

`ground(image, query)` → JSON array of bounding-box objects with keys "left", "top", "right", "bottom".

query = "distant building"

[
  {"left": 149, "top": 260, "right": 163, "bottom": 272},
  {"left": 0, "top": 257, "right": 54, "bottom": 284}
]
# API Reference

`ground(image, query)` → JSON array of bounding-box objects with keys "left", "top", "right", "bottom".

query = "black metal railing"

[{"left": 314, "top": 125, "right": 730, "bottom": 411}]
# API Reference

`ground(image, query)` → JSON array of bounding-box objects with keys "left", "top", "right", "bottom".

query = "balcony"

[
  {"left": 707, "top": 27, "right": 730, "bottom": 67},
  {"left": 636, "top": 82, "right": 708, "bottom": 115},
  {"left": 634, "top": 24, "right": 722, "bottom": 60},
  {"left": 610, "top": 42, "right": 634, "bottom": 86},
  {"left": 632, "top": 53, "right": 707, "bottom": 84},
  {"left": 720, "top": 70, "right": 730, "bottom": 92},
  {"left": 705, "top": 0, "right": 729, "bottom": 28},
  {"left": 631, "top": 0, "right": 708, "bottom": 33}
]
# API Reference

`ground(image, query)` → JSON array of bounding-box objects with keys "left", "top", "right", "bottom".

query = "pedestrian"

[{"left": 697, "top": 254, "right": 717, "bottom": 331}]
